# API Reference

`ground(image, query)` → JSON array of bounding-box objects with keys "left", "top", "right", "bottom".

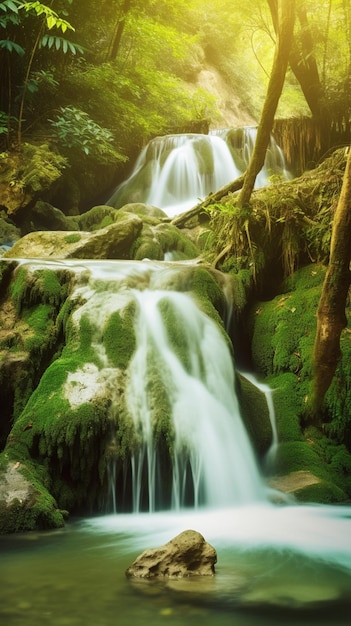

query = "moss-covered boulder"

[
  {"left": 0, "top": 143, "right": 67, "bottom": 217},
  {"left": 0, "top": 455, "right": 65, "bottom": 533},
  {"left": 132, "top": 221, "right": 200, "bottom": 261},
  {"left": 23, "top": 200, "right": 79, "bottom": 233},
  {"left": 4, "top": 212, "right": 143, "bottom": 259},
  {"left": 248, "top": 263, "right": 351, "bottom": 502},
  {"left": 0, "top": 256, "right": 243, "bottom": 531},
  {"left": 236, "top": 373, "right": 273, "bottom": 458}
]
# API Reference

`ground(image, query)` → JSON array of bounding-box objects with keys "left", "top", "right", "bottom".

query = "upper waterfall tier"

[{"left": 107, "top": 127, "right": 291, "bottom": 217}]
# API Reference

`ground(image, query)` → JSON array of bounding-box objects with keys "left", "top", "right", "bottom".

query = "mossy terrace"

[{"left": 1, "top": 150, "right": 351, "bottom": 531}]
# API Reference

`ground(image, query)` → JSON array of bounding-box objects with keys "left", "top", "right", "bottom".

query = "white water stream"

[
  {"left": 3, "top": 129, "right": 351, "bottom": 620},
  {"left": 126, "top": 289, "right": 265, "bottom": 512},
  {"left": 108, "top": 127, "right": 290, "bottom": 217}
]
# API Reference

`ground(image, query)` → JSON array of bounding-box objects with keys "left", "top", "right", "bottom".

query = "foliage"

[
  {"left": 49, "top": 105, "right": 125, "bottom": 163},
  {"left": 251, "top": 264, "right": 325, "bottom": 380}
]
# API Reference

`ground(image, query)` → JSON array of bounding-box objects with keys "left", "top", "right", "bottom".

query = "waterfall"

[
  {"left": 125, "top": 289, "right": 265, "bottom": 512},
  {"left": 107, "top": 127, "right": 291, "bottom": 217},
  {"left": 239, "top": 371, "right": 279, "bottom": 467},
  {"left": 42, "top": 258, "right": 265, "bottom": 513}
]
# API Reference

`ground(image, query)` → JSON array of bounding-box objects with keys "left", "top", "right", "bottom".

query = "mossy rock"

[
  {"left": 103, "top": 304, "right": 136, "bottom": 370},
  {"left": 271, "top": 440, "right": 350, "bottom": 502},
  {"left": 132, "top": 221, "right": 199, "bottom": 261},
  {"left": 267, "top": 373, "right": 304, "bottom": 442},
  {"left": 4, "top": 213, "right": 143, "bottom": 260},
  {"left": 250, "top": 264, "right": 325, "bottom": 379},
  {"left": 26, "top": 200, "right": 79, "bottom": 232},
  {"left": 0, "top": 143, "right": 67, "bottom": 216},
  {"left": 268, "top": 470, "right": 347, "bottom": 504},
  {"left": 322, "top": 304, "right": 351, "bottom": 449},
  {"left": 236, "top": 373, "right": 273, "bottom": 457},
  {"left": 78, "top": 205, "right": 119, "bottom": 231},
  {"left": 121, "top": 203, "right": 168, "bottom": 220},
  {"left": 293, "top": 480, "right": 347, "bottom": 504},
  {"left": 0, "top": 455, "right": 65, "bottom": 533},
  {"left": 273, "top": 441, "right": 330, "bottom": 477}
]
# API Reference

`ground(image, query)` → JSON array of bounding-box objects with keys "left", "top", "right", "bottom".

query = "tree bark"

[
  {"left": 311, "top": 147, "right": 351, "bottom": 413},
  {"left": 268, "top": 0, "right": 324, "bottom": 118},
  {"left": 109, "top": 0, "right": 132, "bottom": 62},
  {"left": 237, "top": 0, "right": 295, "bottom": 207}
]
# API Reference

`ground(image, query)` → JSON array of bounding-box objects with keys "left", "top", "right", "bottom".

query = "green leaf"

[
  {"left": 1, "top": 0, "right": 19, "bottom": 12},
  {"left": 46, "top": 14, "right": 55, "bottom": 29},
  {"left": 0, "top": 38, "right": 24, "bottom": 54}
]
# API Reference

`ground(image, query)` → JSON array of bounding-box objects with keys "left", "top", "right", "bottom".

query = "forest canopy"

[{"left": 0, "top": 0, "right": 350, "bottom": 162}]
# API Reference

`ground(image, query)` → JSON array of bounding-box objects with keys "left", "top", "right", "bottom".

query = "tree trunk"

[
  {"left": 237, "top": 0, "right": 295, "bottom": 207},
  {"left": 109, "top": 0, "right": 132, "bottom": 62},
  {"left": 311, "top": 147, "right": 351, "bottom": 413},
  {"left": 268, "top": 0, "right": 324, "bottom": 118}
]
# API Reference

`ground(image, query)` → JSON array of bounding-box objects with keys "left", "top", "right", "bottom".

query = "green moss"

[
  {"left": 294, "top": 481, "right": 347, "bottom": 504},
  {"left": 103, "top": 305, "right": 136, "bottom": 369},
  {"left": 132, "top": 222, "right": 199, "bottom": 261},
  {"left": 132, "top": 237, "right": 163, "bottom": 260},
  {"left": 144, "top": 350, "right": 174, "bottom": 452},
  {"left": 23, "top": 303, "right": 56, "bottom": 354},
  {"left": 65, "top": 233, "right": 81, "bottom": 244},
  {"left": 251, "top": 264, "right": 324, "bottom": 379},
  {"left": 155, "top": 223, "right": 199, "bottom": 259},
  {"left": 304, "top": 427, "right": 351, "bottom": 496},
  {"left": 236, "top": 374, "right": 273, "bottom": 457},
  {"left": 274, "top": 441, "right": 327, "bottom": 476},
  {"left": 9, "top": 267, "right": 28, "bottom": 314},
  {"left": 78, "top": 205, "right": 118, "bottom": 231},
  {"left": 100, "top": 215, "right": 114, "bottom": 229},
  {"left": 0, "top": 454, "right": 65, "bottom": 533},
  {"left": 158, "top": 297, "right": 196, "bottom": 376},
  {"left": 269, "top": 374, "right": 304, "bottom": 441},
  {"left": 323, "top": 308, "right": 351, "bottom": 448},
  {"left": 190, "top": 267, "right": 226, "bottom": 323},
  {"left": 79, "top": 313, "right": 95, "bottom": 355},
  {"left": 7, "top": 357, "right": 111, "bottom": 508},
  {"left": 10, "top": 267, "right": 69, "bottom": 314}
]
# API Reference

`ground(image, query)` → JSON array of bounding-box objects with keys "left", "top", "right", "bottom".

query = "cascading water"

[
  {"left": 126, "top": 289, "right": 265, "bottom": 512},
  {"left": 62, "top": 258, "right": 265, "bottom": 513},
  {"left": 239, "top": 371, "right": 279, "bottom": 468},
  {"left": 107, "top": 127, "right": 291, "bottom": 217}
]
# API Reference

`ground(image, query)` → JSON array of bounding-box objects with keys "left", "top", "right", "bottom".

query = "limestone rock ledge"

[
  {"left": 126, "top": 530, "right": 217, "bottom": 579},
  {"left": 0, "top": 459, "right": 65, "bottom": 533}
]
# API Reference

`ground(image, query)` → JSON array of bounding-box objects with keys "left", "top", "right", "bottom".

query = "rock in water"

[{"left": 125, "top": 530, "right": 217, "bottom": 578}]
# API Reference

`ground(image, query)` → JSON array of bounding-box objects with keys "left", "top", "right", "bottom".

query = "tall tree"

[
  {"left": 237, "top": 0, "right": 296, "bottom": 207},
  {"left": 109, "top": 0, "right": 131, "bottom": 61},
  {"left": 267, "top": 0, "right": 323, "bottom": 118},
  {"left": 311, "top": 147, "right": 351, "bottom": 415}
]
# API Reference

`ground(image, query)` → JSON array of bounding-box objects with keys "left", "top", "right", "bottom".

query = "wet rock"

[
  {"left": 28, "top": 200, "right": 79, "bottom": 232},
  {"left": 0, "top": 459, "right": 65, "bottom": 533},
  {"left": 4, "top": 212, "right": 143, "bottom": 260},
  {"left": 125, "top": 530, "right": 217, "bottom": 579}
]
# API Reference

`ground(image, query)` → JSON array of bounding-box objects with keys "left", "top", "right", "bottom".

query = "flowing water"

[
  {"left": 1, "top": 506, "right": 351, "bottom": 626},
  {"left": 2, "top": 257, "right": 351, "bottom": 625},
  {"left": 1, "top": 132, "right": 351, "bottom": 624},
  {"left": 107, "top": 127, "right": 291, "bottom": 217},
  {"left": 125, "top": 289, "right": 265, "bottom": 512}
]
